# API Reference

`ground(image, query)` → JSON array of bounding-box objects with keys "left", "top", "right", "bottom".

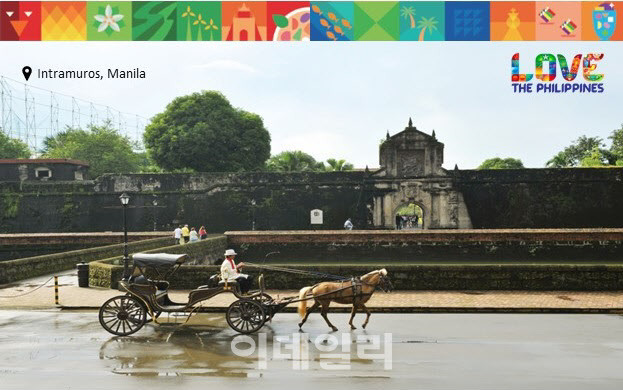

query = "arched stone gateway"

[{"left": 371, "top": 119, "right": 472, "bottom": 229}]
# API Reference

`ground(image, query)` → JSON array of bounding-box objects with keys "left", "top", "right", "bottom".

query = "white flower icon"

[{"left": 94, "top": 5, "right": 124, "bottom": 33}]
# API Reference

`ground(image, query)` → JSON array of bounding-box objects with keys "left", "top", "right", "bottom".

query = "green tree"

[
  {"left": 325, "top": 158, "right": 354, "bottom": 171},
  {"left": 144, "top": 91, "right": 271, "bottom": 172},
  {"left": 0, "top": 132, "right": 31, "bottom": 158},
  {"left": 546, "top": 136, "right": 608, "bottom": 167},
  {"left": 42, "top": 122, "right": 140, "bottom": 177},
  {"left": 579, "top": 146, "right": 608, "bottom": 167},
  {"left": 477, "top": 157, "right": 524, "bottom": 169},
  {"left": 608, "top": 124, "right": 623, "bottom": 165},
  {"left": 266, "top": 150, "right": 325, "bottom": 172}
]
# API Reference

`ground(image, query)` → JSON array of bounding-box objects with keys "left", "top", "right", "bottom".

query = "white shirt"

[
  {"left": 344, "top": 220, "right": 353, "bottom": 230},
  {"left": 220, "top": 257, "right": 239, "bottom": 282},
  {"left": 174, "top": 228, "right": 182, "bottom": 239}
]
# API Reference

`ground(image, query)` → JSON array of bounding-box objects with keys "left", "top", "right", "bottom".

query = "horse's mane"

[{"left": 361, "top": 268, "right": 387, "bottom": 282}]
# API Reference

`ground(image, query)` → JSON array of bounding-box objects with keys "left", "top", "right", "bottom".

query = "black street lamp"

[
  {"left": 119, "top": 192, "right": 130, "bottom": 280},
  {"left": 251, "top": 199, "right": 256, "bottom": 231},
  {"left": 152, "top": 197, "right": 158, "bottom": 232}
]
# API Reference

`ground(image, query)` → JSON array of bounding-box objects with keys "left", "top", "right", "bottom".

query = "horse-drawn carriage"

[{"left": 98, "top": 253, "right": 392, "bottom": 336}]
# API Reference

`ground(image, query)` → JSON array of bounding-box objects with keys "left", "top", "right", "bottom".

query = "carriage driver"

[{"left": 220, "top": 249, "right": 253, "bottom": 294}]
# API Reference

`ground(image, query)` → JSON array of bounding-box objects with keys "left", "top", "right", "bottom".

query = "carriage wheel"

[
  {"left": 251, "top": 293, "right": 276, "bottom": 320},
  {"left": 99, "top": 295, "right": 147, "bottom": 336},
  {"left": 226, "top": 299, "right": 266, "bottom": 334}
]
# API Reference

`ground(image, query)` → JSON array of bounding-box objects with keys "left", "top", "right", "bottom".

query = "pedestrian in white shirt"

[
  {"left": 344, "top": 218, "right": 354, "bottom": 230},
  {"left": 220, "top": 249, "right": 253, "bottom": 293},
  {"left": 173, "top": 225, "right": 182, "bottom": 244}
]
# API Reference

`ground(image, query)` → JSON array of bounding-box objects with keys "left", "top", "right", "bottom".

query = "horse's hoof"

[
  {"left": 362, "top": 324, "right": 368, "bottom": 329},
  {"left": 331, "top": 327, "right": 338, "bottom": 332},
  {"left": 298, "top": 323, "right": 303, "bottom": 328},
  {"left": 350, "top": 325, "right": 357, "bottom": 330}
]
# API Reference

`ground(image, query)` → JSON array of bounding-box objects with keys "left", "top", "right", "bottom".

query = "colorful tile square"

[
  {"left": 0, "top": 1, "right": 618, "bottom": 42},
  {"left": 581, "top": 1, "right": 622, "bottom": 41},
  {"left": 87, "top": 2, "right": 132, "bottom": 41},
  {"left": 310, "top": 1, "right": 353, "bottom": 41},
  {"left": 535, "top": 1, "right": 581, "bottom": 40},
  {"left": 222, "top": 1, "right": 267, "bottom": 41},
  {"left": 399, "top": 1, "right": 445, "bottom": 41},
  {"left": 132, "top": 1, "right": 177, "bottom": 41},
  {"left": 445, "top": 1, "right": 490, "bottom": 41},
  {"left": 267, "top": 1, "right": 309, "bottom": 41},
  {"left": 354, "top": 1, "right": 400, "bottom": 41},
  {"left": 176, "top": 2, "right": 221, "bottom": 41},
  {"left": 490, "top": 1, "right": 535, "bottom": 41},
  {"left": 0, "top": 1, "right": 41, "bottom": 41},
  {"left": 41, "top": 1, "right": 86, "bottom": 41}
]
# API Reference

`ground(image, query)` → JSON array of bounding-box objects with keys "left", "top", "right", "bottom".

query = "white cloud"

[{"left": 191, "top": 59, "right": 258, "bottom": 74}]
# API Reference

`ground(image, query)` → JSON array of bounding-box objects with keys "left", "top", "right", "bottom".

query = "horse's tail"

[{"left": 298, "top": 286, "right": 313, "bottom": 318}]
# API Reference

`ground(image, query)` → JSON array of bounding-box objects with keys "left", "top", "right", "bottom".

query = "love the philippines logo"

[{"left": 511, "top": 53, "right": 605, "bottom": 94}]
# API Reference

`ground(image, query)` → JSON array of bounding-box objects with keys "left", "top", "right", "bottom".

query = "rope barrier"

[{"left": 0, "top": 276, "right": 55, "bottom": 298}]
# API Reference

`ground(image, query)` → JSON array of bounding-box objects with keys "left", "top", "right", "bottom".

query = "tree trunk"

[
  {"left": 419, "top": 27, "right": 427, "bottom": 41},
  {"left": 409, "top": 14, "right": 415, "bottom": 29}
]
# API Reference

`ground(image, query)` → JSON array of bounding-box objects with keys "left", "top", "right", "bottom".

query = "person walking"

[
  {"left": 344, "top": 218, "right": 353, "bottom": 230},
  {"left": 395, "top": 214, "right": 402, "bottom": 230},
  {"left": 173, "top": 225, "right": 182, "bottom": 244},
  {"left": 199, "top": 226, "right": 207, "bottom": 240},
  {"left": 189, "top": 227, "right": 199, "bottom": 242},
  {"left": 181, "top": 224, "right": 190, "bottom": 243}
]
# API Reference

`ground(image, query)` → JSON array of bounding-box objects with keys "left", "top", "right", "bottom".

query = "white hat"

[{"left": 224, "top": 249, "right": 237, "bottom": 256}]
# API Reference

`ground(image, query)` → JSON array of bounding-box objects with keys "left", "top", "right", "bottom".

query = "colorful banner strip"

[{"left": 0, "top": 1, "right": 620, "bottom": 41}]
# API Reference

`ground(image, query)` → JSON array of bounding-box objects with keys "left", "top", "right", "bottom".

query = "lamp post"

[
  {"left": 119, "top": 192, "right": 130, "bottom": 280},
  {"left": 251, "top": 199, "right": 256, "bottom": 231},
  {"left": 152, "top": 197, "right": 158, "bottom": 232}
]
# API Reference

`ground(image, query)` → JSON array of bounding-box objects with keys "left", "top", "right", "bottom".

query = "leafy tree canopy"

[
  {"left": 547, "top": 126, "right": 623, "bottom": 167},
  {"left": 546, "top": 135, "right": 616, "bottom": 167},
  {"left": 266, "top": 150, "right": 325, "bottom": 172},
  {"left": 477, "top": 157, "right": 524, "bottom": 169},
  {"left": 325, "top": 158, "right": 354, "bottom": 172},
  {"left": 609, "top": 124, "right": 623, "bottom": 165},
  {"left": 265, "top": 151, "right": 355, "bottom": 172},
  {"left": 0, "top": 132, "right": 31, "bottom": 159},
  {"left": 42, "top": 122, "right": 140, "bottom": 177},
  {"left": 143, "top": 91, "right": 271, "bottom": 172}
]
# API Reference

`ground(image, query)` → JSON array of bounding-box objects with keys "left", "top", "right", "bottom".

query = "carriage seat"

[{"left": 218, "top": 279, "right": 238, "bottom": 287}]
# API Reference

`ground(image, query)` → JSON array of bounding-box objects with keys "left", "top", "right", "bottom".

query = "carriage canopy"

[{"left": 132, "top": 253, "right": 188, "bottom": 269}]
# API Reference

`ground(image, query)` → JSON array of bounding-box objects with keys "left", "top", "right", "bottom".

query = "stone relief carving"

[{"left": 400, "top": 157, "right": 420, "bottom": 176}]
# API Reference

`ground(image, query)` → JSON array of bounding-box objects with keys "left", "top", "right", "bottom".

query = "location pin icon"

[{"left": 22, "top": 66, "right": 32, "bottom": 81}]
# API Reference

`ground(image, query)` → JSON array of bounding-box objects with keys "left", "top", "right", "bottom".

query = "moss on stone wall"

[
  {"left": 89, "top": 262, "right": 623, "bottom": 291},
  {"left": 89, "top": 235, "right": 227, "bottom": 288},
  {"left": 2, "top": 168, "right": 623, "bottom": 232},
  {"left": 0, "top": 236, "right": 175, "bottom": 285},
  {"left": 0, "top": 189, "right": 20, "bottom": 220}
]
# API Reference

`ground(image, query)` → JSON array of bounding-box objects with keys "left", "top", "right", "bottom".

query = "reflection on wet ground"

[{"left": 1, "top": 310, "right": 623, "bottom": 389}]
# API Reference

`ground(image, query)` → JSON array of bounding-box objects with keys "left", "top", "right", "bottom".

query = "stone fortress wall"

[{"left": 1, "top": 119, "right": 622, "bottom": 233}]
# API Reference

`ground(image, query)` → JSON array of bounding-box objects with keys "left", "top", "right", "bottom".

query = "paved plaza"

[{"left": 1, "top": 270, "right": 622, "bottom": 313}]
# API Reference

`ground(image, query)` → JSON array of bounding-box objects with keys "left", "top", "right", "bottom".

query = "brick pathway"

[{"left": 1, "top": 271, "right": 622, "bottom": 312}]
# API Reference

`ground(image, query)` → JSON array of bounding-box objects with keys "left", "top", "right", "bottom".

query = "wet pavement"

[{"left": 1, "top": 310, "right": 623, "bottom": 389}]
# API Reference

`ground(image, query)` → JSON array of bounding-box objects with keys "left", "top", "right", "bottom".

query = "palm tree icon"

[
  {"left": 401, "top": 6, "right": 416, "bottom": 29},
  {"left": 417, "top": 16, "right": 438, "bottom": 41}
]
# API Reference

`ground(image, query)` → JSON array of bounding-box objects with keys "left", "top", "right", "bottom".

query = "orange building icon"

[{"left": 227, "top": 3, "right": 263, "bottom": 41}]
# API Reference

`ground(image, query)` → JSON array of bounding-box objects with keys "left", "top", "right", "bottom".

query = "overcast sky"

[{"left": 0, "top": 41, "right": 620, "bottom": 169}]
